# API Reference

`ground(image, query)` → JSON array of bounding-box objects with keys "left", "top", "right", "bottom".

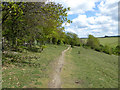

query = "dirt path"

[{"left": 49, "top": 46, "right": 70, "bottom": 88}]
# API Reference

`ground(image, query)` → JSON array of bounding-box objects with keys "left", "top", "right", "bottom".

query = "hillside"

[
  {"left": 61, "top": 46, "right": 118, "bottom": 88},
  {"left": 2, "top": 44, "right": 118, "bottom": 88},
  {"left": 2, "top": 2, "right": 119, "bottom": 89},
  {"left": 81, "top": 37, "right": 119, "bottom": 48},
  {"left": 2, "top": 45, "right": 68, "bottom": 88},
  {"left": 98, "top": 37, "right": 119, "bottom": 48}
]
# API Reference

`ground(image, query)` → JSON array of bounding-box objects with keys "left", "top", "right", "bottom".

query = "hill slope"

[
  {"left": 2, "top": 44, "right": 68, "bottom": 88},
  {"left": 81, "top": 37, "right": 119, "bottom": 48},
  {"left": 61, "top": 46, "right": 118, "bottom": 88},
  {"left": 98, "top": 37, "right": 119, "bottom": 48}
]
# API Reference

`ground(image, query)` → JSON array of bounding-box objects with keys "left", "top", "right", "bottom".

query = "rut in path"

[{"left": 49, "top": 46, "right": 70, "bottom": 88}]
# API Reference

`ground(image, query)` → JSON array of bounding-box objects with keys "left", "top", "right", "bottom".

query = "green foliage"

[
  {"left": 57, "top": 39, "right": 62, "bottom": 45},
  {"left": 52, "top": 37, "right": 58, "bottom": 44},
  {"left": 102, "top": 45, "right": 112, "bottom": 55},
  {"left": 85, "top": 35, "right": 117, "bottom": 55},
  {"left": 2, "top": 2, "right": 72, "bottom": 51},
  {"left": 86, "top": 35, "right": 100, "bottom": 49},
  {"left": 2, "top": 51, "right": 22, "bottom": 65},
  {"left": 114, "top": 45, "right": 120, "bottom": 55},
  {"left": 65, "top": 32, "right": 82, "bottom": 47}
]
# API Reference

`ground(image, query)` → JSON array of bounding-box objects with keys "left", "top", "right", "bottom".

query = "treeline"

[
  {"left": 83, "top": 35, "right": 120, "bottom": 55},
  {"left": 104, "top": 35, "right": 120, "bottom": 38},
  {"left": 2, "top": 2, "right": 82, "bottom": 52},
  {"left": 3, "top": 2, "right": 119, "bottom": 56}
]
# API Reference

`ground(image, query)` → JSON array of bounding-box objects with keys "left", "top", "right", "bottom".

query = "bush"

[
  {"left": 94, "top": 44, "right": 104, "bottom": 52},
  {"left": 57, "top": 40, "right": 64, "bottom": 45},
  {"left": 94, "top": 47, "right": 101, "bottom": 52},
  {"left": 24, "top": 45, "right": 45, "bottom": 53},
  {"left": 52, "top": 37, "right": 58, "bottom": 44},
  {"left": 57, "top": 40, "right": 61, "bottom": 45},
  {"left": 77, "top": 43, "right": 81, "bottom": 46},
  {"left": 103, "top": 45, "right": 112, "bottom": 55},
  {"left": 70, "top": 40, "right": 75, "bottom": 47},
  {"left": 99, "top": 44, "right": 104, "bottom": 51},
  {"left": 2, "top": 52, "right": 22, "bottom": 65},
  {"left": 83, "top": 45, "right": 91, "bottom": 49},
  {"left": 86, "top": 35, "right": 100, "bottom": 49},
  {"left": 115, "top": 45, "right": 120, "bottom": 55},
  {"left": 78, "top": 51, "right": 80, "bottom": 54}
]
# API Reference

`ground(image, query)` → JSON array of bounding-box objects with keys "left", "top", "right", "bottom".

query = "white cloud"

[
  {"left": 98, "top": 0, "right": 119, "bottom": 21},
  {"left": 55, "top": 0, "right": 100, "bottom": 15},
  {"left": 65, "top": 28, "right": 76, "bottom": 33},
  {"left": 65, "top": 13, "right": 118, "bottom": 37},
  {"left": 55, "top": 0, "right": 119, "bottom": 38},
  {"left": 72, "top": 15, "right": 89, "bottom": 28}
]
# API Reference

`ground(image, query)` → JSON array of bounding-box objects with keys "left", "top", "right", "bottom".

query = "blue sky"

[{"left": 56, "top": 0, "right": 119, "bottom": 38}]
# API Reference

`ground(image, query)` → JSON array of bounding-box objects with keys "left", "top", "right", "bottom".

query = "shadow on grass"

[
  {"left": 24, "top": 47, "right": 43, "bottom": 53},
  {"left": 2, "top": 52, "right": 42, "bottom": 68},
  {"left": 12, "top": 61, "right": 41, "bottom": 68}
]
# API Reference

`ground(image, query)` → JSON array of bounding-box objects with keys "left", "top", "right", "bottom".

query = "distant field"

[
  {"left": 81, "top": 37, "right": 119, "bottom": 48},
  {"left": 61, "top": 46, "right": 118, "bottom": 88},
  {"left": 98, "top": 37, "right": 119, "bottom": 48},
  {"left": 2, "top": 44, "right": 68, "bottom": 88}
]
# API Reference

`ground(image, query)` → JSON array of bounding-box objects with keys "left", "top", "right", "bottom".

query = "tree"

[
  {"left": 115, "top": 45, "right": 120, "bottom": 55},
  {"left": 2, "top": 2, "right": 25, "bottom": 49},
  {"left": 65, "top": 32, "right": 81, "bottom": 47},
  {"left": 2, "top": 2, "right": 72, "bottom": 51},
  {"left": 86, "top": 35, "right": 100, "bottom": 49}
]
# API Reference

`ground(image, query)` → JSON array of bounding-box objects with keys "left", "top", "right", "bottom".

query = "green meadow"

[
  {"left": 61, "top": 46, "right": 118, "bottom": 88},
  {"left": 2, "top": 1, "right": 119, "bottom": 89},
  {"left": 98, "top": 37, "right": 119, "bottom": 48},
  {"left": 2, "top": 44, "right": 67, "bottom": 88},
  {"left": 2, "top": 44, "right": 118, "bottom": 88},
  {"left": 82, "top": 37, "right": 119, "bottom": 48}
]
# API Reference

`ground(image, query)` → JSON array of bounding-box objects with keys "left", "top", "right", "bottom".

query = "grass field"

[
  {"left": 61, "top": 46, "right": 118, "bottom": 88},
  {"left": 81, "top": 37, "right": 119, "bottom": 48},
  {"left": 98, "top": 37, "right": 119, "bottom": 48},
  {"left": 2, "top": 44, "right": 68, "bottom": 88}
]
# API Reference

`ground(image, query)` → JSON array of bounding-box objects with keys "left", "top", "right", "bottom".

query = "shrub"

[
  {"left": 70, "top": 40, "right": 75, "bottom": 47},
  {"left": 115, "top": 45, "right": 120, "bottom": 55},
  {"left": 77, "top": 43, "right": 81, "bottom": 46},
  {"left": 2, "top": 52, "right": 22, "bottom": 65},
  {"left": 94, "top": 47, "right": 101, "bottom": 52},
  {"left": 57, "top": 40, "right": 64, "bottom": 45},
  {"left": 86, "top": 35, "right": 100, "bottom": 49},
  {"left": 94, "top": 44, "right": 104, "bottom": 52},
  {"left": 83, "top": 45, "right": 91, "bottom": 49},
  {"left": 78, "top": 51, "right": 80, "bottom": 54},
  {"left": 57, "top": 40, "right": 61, "bottom": 45},
  {"left": 103, "top": 45, "right": 112, "bottom": 55},
  {"left": 52, "top": 37, "right": 58, "bottom": 44},
  {"left": 99, "top": 44, "right": 104, "bottom": 51},
  {"left": 71, "top": 44, "right": 74, "bottom": 48}
]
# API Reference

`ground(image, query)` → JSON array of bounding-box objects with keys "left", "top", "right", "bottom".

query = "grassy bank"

[
  {"left": 98, "top": 37, "right": 119, "bottom": 48},
  {"left": 2, "top": 44, "right": 68, "bottom": 88},
  {"left": 82, "top": 37, "right": 119, "bottom": 48},
  {"left": 61, "top": 46, "right": 118, "bottom": 88}
]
